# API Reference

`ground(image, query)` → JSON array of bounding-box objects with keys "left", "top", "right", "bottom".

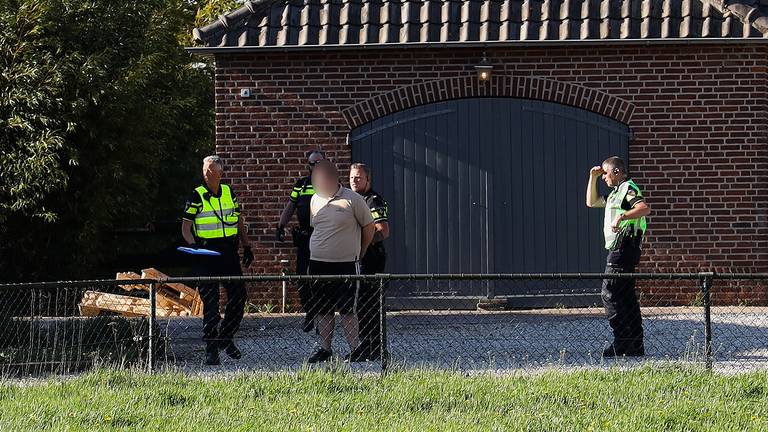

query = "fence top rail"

[
  {"left": 162, "top": 273, "right": 708, "bottom": 284},
  {"left": 2, "top": 272, "right": 766, "bottom": 289},
  {"left": 0, "top": 278, "right": 157, "bottom": 290}
]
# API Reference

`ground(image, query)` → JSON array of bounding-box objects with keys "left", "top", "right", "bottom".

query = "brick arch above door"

[{"left": 341, "top": 75, "right": 636, "bottom": 130}]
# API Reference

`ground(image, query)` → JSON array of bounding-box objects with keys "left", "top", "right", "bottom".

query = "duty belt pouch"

[
  {"left": 370, "top": 242, "right": 386, "bottom": 259},
  {"left": 291, "top": 227, "right": 312, "bottom": 247},
  {"left": 363, "top": 242, "right": 386, "bottom": 266},
  {"left": 610, "top": 226, "right": 641, "bottom": 252},
  {"left": 610, "top": 228, "right": 627, "bottom": 252},
  {"left": 608, "top": 229, "right": 643, "bottom": 267}
]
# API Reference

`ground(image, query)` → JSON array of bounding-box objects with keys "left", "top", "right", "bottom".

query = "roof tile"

[{"left": 192, "top": 0, "right": 768, "bottom": 49}]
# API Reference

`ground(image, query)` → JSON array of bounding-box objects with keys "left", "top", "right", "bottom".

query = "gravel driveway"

[{"left": 157, "top": 307, "right": 768, "bottom": 374}]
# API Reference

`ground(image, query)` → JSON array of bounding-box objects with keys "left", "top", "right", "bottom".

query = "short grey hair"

[
  {"left": 602, "top": 156, "right": 626, "bottom": 175},
  {"left": 203, "top": 155, "right": 223, "bottom": 168},
  {"left": 350, "top": 163, "right": 371, "bottom": 180}
]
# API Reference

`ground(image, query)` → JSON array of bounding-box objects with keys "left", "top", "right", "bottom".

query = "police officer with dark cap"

[
  {"left": 349, "top": 163, "right": 389, "bottom": 361},
  {"left": 276, "top": 150, "right": 325, "bottom": 332}
]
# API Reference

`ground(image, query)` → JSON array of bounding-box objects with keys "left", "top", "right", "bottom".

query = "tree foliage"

[
  {"left": 0, "top": 0, "right": 218, "bottom": 281},
  {"left": 193, "top": 0, "right": 242, "bottom": 30}
]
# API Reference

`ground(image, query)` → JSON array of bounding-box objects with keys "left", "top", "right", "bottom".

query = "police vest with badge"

[
  {"left": 184, "top": 184, "right": 241, "bottom": 247},
  {"left": 603, "top": 179, "right": 647, "bottom": 250}
]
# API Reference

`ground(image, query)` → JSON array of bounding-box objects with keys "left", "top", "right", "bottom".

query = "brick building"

[{"left": 189, "top": 0, "right": 768, "bottom": 305}]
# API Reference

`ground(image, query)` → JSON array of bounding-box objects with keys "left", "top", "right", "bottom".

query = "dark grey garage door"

[{"left": 350, "top": 98, "right": 630, "bottom": 298}]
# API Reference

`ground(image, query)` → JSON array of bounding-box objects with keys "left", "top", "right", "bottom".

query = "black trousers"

[
  {"left": 602, "top": 234, "right": 644, "bottom": 350},
  {"left": 195, "top": 246, "right": 246, "bottom": 346},
  {"left": 295, "top": 241, "right": 312, "bottom": 318},
  {"left": 358, "top": 247, "right": 386, "bottom": 355}
]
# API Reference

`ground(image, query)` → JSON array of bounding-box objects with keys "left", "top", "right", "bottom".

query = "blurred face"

[
  {"left": 349, "top": 168, "right": 369, "bottom": 194},
  {"left": 308, "top": 152, "right": 325, "bottom": 171},
  {"left": 601, "top": 163, "right": 623, "bottom": 187},
  {"left": 203, "top": 161, "right": 223, "bottom": 186},
  {"left": 312, "top": 164, "right": 339, "bottom": 197}
]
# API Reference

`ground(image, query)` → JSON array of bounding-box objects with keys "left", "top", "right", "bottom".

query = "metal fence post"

[
  {"left": 700, "top": 272, "right": 714, "bottom": 370},
  {"left": 377, "top": 275, "right": 389, "bottom": 373},
  {"left": 280, "top": 259, "right": 290, "bottom": 313},
  {"left": 148, "top": 282, "right": 157, "bottom": 372}
]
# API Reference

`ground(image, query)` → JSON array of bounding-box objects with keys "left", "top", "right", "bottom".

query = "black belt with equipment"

[
  {"left": 291, "top": 227, "right": 313, "bottom": 247},
  {"left": 364, "top": 241, "right": 386, "bottom": 261},
  {"left": 611, "top": 228, "right": 644, "bottom": 251}
]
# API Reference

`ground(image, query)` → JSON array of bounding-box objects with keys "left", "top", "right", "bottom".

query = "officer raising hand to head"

[{"left": 586, "top": 156, "right": 651, "bottom": 358}]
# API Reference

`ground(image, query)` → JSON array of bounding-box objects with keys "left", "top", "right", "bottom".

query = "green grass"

[{"left": 1, "top": 366, "right": 767, "bottom": 431}]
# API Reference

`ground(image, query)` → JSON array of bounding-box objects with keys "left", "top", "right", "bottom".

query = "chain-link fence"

[
  {"left": 0, "top": 279, "right": 154, "bottom": 376},
  {"left": 1, "top": 273, "right": 767, "bottom": 377}
]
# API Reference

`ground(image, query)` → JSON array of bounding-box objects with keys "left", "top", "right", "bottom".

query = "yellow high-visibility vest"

[
  {"left": 604, "top": 179, "right": 647, "bottom": 250},
  {"left": 193, "top": 184, "right": 239, "bottom": 239}
]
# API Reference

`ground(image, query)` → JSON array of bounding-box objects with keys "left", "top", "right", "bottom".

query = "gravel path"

[{"left": 157, "top": 307, "right": 768, "bottom": 375}]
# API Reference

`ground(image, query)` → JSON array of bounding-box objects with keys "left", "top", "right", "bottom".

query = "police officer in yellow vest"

[
  {"left": 182, "top": 155, "right": 254, "bottom": 365},
  {"left": 586, "top": 156, "right": 651, "bottom": 358}
]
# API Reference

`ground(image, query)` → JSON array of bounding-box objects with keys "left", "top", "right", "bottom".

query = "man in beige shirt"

[{"left": 306, "top": 160, "right": 375, "bottom": 363}]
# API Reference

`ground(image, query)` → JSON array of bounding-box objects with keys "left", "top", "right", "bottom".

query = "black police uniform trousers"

[
  {"left": 602, "top": 232, "right": 644, "bottom": 351},
  {"left": 195, "top": 241, "right": 246, "bottom": 347},
  {"left": 358, "top": 245, "right": 386, "bottom": 356},
  {"left": 293, "top": 230, "right": 314, "bottom": 320}
]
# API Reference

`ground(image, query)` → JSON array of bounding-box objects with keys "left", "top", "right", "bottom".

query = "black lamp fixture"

[{"left": 475, "top": 52, "right": 493, "bottom": 82}]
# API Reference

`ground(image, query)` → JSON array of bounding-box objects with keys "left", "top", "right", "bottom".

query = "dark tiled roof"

[{"left": 192, "top": 0, "right": 768, "bottom": 49}]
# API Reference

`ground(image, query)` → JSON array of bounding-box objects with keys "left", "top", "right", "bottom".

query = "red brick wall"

[{"left": 212, "top": 44, "right": 768, "bottom": 305}]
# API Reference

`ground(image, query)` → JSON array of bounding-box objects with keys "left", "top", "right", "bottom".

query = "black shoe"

[
  {"left": 302, "top": 315, "right": 314, "bottom": 333},
  {"left": 603, "top": 343, "right": 645, "bottom": 358},
  {"left": 205, "top": 346, "right": 220, "bottom": 366},
  {"left": 365, "top": 348, "right": 381, "bottom": 362},
  {"left": 308, "top": 348, "right": 333, "bottom": 364},
  {"left": 344, "top": 346, "right": 368, "bottom": 363},
  {"left": 221, "top": 341, "right": 242, "bottom": 359}
]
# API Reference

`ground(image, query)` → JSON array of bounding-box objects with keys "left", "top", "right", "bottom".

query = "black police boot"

[
  {"left": 307, "top": 348, "right": 333, "bottom": 364},
  {"left": 220, "top": 341, "right": 242, "bottom": 360},
  {"left": 603, "top": 343, "right": 645, "bottom": 358},
  {"left": 625, "top": 341, "right": 645, "bottom": 357},
  {"left": 302, "top": 314, "right": 314, "bottom": 333},
  {"left": 205, "top": 343, "right": 220, "bottom": 366},
  {"left": 344, "top": 345, "right": 368, "bottom": 363},
  {"left": 602, "top": 344, "right": 620, "bottom": 358},
  {"left": 365, "top": 346, "right": 381, "bottom": 362}
]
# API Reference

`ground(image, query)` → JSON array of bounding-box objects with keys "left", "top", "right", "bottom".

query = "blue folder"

[{"left": 177, "top": 246, "right": 221, "bottom": 256}]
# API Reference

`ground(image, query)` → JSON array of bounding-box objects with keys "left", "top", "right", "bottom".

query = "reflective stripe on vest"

[
  {"left": 604, "top": 179, "right": 647, "bottom": 250},
  {"left": 291, "top": 183, "right": 315, "bottom": 200},
  {"left": 193, "top": 184, "right": 239, "bottom": 239}
]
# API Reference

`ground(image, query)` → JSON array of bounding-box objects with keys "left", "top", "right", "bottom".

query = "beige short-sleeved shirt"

[{"left": 310, "top": 186, "right": 374, "bottom": 262}]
